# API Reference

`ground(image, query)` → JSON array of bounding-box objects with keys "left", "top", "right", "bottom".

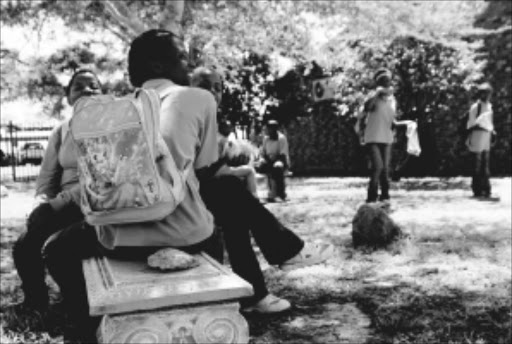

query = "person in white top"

[
  {"left": 256, "top": 120, "right": 290, "bottom": 202},
  {"left": 466, "top": 82, "right": 495, "bottom": 198}
]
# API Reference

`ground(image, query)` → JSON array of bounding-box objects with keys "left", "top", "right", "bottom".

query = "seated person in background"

[
  {"left": 191, "top": 67, "right": 258, "bottom": 198},
  {"left": 12, "top": 68, "right": 102, "bottom": 314},
  {"left": 255, "top": 120, "right": 290, "bottom": 202}
]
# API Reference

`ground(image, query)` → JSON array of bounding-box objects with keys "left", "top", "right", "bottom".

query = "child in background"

[
  {"left": 466, "top": 82, "right": 497, "bottom": 200},
  {"left": 12, "top": 69, "right": 102, "bottom": 313},
  {"left": 356, "top": 68, "right": 411, "bottom": 203},
  {"left": 191, "top": 67, "right": 259, "bottom": 198}
]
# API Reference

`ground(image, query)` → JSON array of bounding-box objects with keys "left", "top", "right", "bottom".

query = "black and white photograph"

[{"left": 0, "top": 1, "right": 511, "bottom": 343}]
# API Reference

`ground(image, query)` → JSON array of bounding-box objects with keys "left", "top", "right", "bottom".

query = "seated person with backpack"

[
  {"left": 43, "top": 30, "right": 332, "bottom": 342},
  {"left": 12, "top": 69, "right": 102, "bottom": 315}
]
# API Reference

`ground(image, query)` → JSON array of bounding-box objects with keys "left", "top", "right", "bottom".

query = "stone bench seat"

[{"left": 83, "top": 252, "right": 254, "bottom": 343}]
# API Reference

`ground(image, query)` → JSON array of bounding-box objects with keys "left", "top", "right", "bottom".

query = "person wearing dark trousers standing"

[
  {"left": 355, "top": 68, "right": 411, "bottom": 203},
  {"left": 466, "top": 82, "right": 496, "bottom": 199}
]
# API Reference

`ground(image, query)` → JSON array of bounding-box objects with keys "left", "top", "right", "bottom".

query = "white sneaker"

[
  {"left": 242, "top": 294, "right": 291, "bottom": 314},
  {"left": 280, "top": 242, "right": 334, "bottom": 272}
]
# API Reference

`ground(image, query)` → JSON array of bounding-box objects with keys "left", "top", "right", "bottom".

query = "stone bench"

[{"left": 83, "top": 252, "right": 254, "bottom": 343}]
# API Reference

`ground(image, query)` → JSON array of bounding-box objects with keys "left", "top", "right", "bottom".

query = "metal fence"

[
  {"left": 0, "top": 122, "right": 256, "bottom": 183},
  {"left": 0, "top": 121, "right": 53, "bottom": 182}
]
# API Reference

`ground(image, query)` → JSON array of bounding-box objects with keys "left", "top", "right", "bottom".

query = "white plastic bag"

[{"left": 406, "top": 122, "right": 421, "bottom": 157}]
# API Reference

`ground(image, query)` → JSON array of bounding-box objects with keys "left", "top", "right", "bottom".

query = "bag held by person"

[{"left": 69, "top": 88, "right": 187, "bottom": 226}]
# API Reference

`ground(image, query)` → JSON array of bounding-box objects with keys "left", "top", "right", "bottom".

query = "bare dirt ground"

[{"left": 1, "top": 177, "right": 511, "bottom": 344}]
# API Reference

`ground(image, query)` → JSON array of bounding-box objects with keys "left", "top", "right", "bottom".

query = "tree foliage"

[{"left": 1, "top": 0, "right": 510, "bottom": 175}]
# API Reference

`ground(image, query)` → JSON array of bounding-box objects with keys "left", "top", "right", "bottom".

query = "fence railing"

[
  {"left": 0, "top": 121, "right": 53, "bottom": 182},
  {"left": 0, "top": 122, "right": 259, "bottom": 183}
]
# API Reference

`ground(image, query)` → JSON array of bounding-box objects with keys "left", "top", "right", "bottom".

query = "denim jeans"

[
  {"left": 471, "top": 150, "right": 491, "bottom": 197},
  {"left": 366, "top": 143, "right": 392, "bottom": 202}
]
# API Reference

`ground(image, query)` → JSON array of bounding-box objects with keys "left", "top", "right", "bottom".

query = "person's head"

[
  {"left": 477, "top": 82, "right": 493, "bottom": 102},
  {"left": 65, "top": 69, "right": 102, "bottom": 106},
  {"left": 218, "top": 119, "right": 233, "bottom": 137},
  {"left": 266, "top": 120, "right": 279, "bottom": 139},
  {"left": 374, "top": 68, "right": 392, "bottom": 88},
  {"left": 128, "top": 29, "right": 189, "bottom": 87},
  {"left": 190, "top": 67, "right": 223, "bottom": 105}
]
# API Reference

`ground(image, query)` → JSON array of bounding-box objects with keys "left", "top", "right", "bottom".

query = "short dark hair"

[
  {"left": 65, "top": 68, "right": 100, "bottom": 96},
  {"left": 128, "top": 29, "right": 183, "bottom": 87},
  {"left": 477, "top": 82, "right": 493, "bottom": 100}
]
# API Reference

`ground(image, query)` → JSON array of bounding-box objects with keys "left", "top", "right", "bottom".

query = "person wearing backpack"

[
  {"left": 11, "top": 69, "right": 102, "bottom": 317},
  {"left": 44, "top": 30, "right": 332, "bottom": 342},
  {"left": 466, "top": 82, "right": 496, "bottom": 199}
]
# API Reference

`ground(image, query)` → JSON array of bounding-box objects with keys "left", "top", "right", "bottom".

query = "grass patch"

[{"left": 1, "top": 177, "right": 511, "bottom": 343}]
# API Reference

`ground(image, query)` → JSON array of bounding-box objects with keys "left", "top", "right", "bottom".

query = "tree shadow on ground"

[{"left": 244, "top": 282, "right": 511, "bottom": 344}]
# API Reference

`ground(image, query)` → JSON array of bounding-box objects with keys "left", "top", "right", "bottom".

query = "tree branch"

[
  {"left": 103, "top": 0, "right": 146, "bottom": 39},
  {"left": 158, "top": 0, "right": 185, "bottom": 38}
]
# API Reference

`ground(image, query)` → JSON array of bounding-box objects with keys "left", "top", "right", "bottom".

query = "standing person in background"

[
  {"left": 355, "top": 68, "right": 411, "bottom": 204},
  {"left": 256, "top": 120, "right": 290, "bottom": 202},
  {"left": 12, "top": 69, "right": 102, "bottom": 315},
  {"left": 466, "top": 82, "right": 497, "bottom": 200}
]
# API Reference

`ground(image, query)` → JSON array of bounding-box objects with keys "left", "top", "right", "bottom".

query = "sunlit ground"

[{"left": 1, "top": 177, "right": 511, "bottom": 343}]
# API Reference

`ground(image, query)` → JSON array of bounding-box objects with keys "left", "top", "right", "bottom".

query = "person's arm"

[
  {"left": 393, "top": 120, "right": 414, "bottom": 127},
  {"left": 35, "top": 125, "right": 64, "bottom": 202},
  {"left": 194, "top": 92, "right": 222, "bottom": 182},
  {"left": 466, "top": 103, "right": 479, "bottom": 130},
  {"left": 47, "top": 184, "right": 81, "bottom": 211},
  {"left": 279, "top": 134, "right": 290, "bottom": 169}
]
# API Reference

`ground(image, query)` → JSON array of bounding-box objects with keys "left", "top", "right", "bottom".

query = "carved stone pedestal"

[{"left": 83, "top": 253, "right": 253, "bottom": 344}]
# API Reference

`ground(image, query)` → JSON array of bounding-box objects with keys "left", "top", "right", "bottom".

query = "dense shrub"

[{"left": 285, "top": 34, "right": 512, "bottom": 176}]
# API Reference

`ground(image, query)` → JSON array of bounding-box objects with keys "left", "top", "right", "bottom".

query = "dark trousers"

[
  {"left": 256, "top": 161, "right": 286, "bottom": 199},
  {"left": 12, "top": 202, "right": 83, "bottom": 309},
  {"left": 367, "top": 143, "right": 392, "bottom": 202},
  {"left": 200, "top": 175, "right": 304, "bottom": 302},
  {"left": 43, "top": 221, "right": 223, "bottom": 341},
  {"left": 471, "top": 151, "right": 491, "bottom": 197}
]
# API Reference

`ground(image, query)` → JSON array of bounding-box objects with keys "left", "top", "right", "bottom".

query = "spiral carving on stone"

[
  {"left": 109, "top": 317, "right": 170, "bottom": 344},
  {"left": 193, "top": 311, "right": 249, "bottom": 343}
]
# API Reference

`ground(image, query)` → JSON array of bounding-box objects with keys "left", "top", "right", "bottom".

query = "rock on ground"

[{"left": 352, "top": 203, "right": 402, "bottom": 249}]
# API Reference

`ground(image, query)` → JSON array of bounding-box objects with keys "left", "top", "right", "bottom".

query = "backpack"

[
  {"left": 69, "top": 88, "right": 187, "bottom": 226},
  {"left": 459, "top": 102, "right": 481, "bottom": 140}
]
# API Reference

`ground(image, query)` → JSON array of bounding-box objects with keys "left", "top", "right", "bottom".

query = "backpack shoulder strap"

[
  {"left": 145, "top": 85, "right": 193, "bottom": 181},
  {"left": 61, "top": 119, "right": 70, "bottom": 143}
]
